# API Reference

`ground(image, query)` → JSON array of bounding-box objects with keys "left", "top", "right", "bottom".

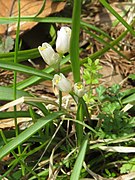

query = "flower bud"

[
  {"left": 38, "top": 43, "right": 60, "bottom": 66},
  {"left": 52, "top": 73, "right": 72, "bottom": 93},
  {"left": 74, "top": 82, "right": 85, "bottom": 97},
  {"left": 56, "top": 27, "right": 71, "bottom": 54}
]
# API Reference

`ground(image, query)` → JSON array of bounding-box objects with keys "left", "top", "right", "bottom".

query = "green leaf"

[
  {"left": 120, "top": 158, "right": 135, "bottom": 173},
  {"left": 0, "top": 111, "right": 63, "bottom": 159},
  {"left": 96, "top": 85, "right": 106, "bottom": 97},
  {"left": 122, "top": 93, "right": 135, "bottom": 104},
  {"left": 0, "top": 48, "right": 39, "bottom": 62},
  {"left": 129, "top": 74, "right": 135, "bottom": 80},
  {"left": 0, "top": 111, "right": 40, "bottom": 119},
  {"left": 0, "top": 86, "right": 29, "bottom": 101},
  {"left": 109, "top": 84, "right": 120, "bottom": 94},
  {"left": 102, "top": 102, "right": 121, "bottom": 114},
  {"left": 70, "top": 137, "right": 88, "bottom": 180},
  {"left": 0, "top": 61, "right": 53, "bottom": 80}
]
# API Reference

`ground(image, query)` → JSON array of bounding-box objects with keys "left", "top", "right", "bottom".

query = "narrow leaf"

[
  {"left": 70, "top": 137, "right": 88, "bottom": 180},
  {"left": 0, "top": 61, "right": 53, "bottom": 80},
  {"left": 122, "top": 93, "right": 135, "bottom": 104},
  {"left": 70, "top": 0, "right": 81, "bottom": 82},
  {"left": 0, "top": 111, "right": 63, "bottom": 159},
  {"left": 100, "top": 0, "right": 135, "bottom": 36}
]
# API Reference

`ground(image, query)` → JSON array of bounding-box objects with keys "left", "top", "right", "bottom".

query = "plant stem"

[
  {"left": 70, "top": 0, "right": 81, "bottom": 83},
  {"left": 14, "top": 0, "right": 25, "bottom": 176}
]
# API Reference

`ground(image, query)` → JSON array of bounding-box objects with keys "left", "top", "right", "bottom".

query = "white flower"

[
  {"left": 56, "top": 27, "right": 71, "bottom": 54},
  {"left": 52, "top": 73, "right": 72, "bottom": 93},
  {"left": 74, "top": 82, "right": 85, "bottom": 97},
  {"left": 38, "top": 43, "right": 60, "bottom": 66}
]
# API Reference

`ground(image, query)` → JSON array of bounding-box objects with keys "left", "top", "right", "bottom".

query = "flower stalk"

[{"left": 70, "top": 0, "right": 81, "bottom": 83}]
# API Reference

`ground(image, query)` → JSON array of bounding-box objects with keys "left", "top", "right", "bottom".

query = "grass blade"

[
  {"left": 122, "top": 93, "right": 135, "bottom": 104},
  {"left": 0, "top": 48, "right": 39, "bottom": 62},
  {"left": 35, "top": 0, "right": 46, "bottom": 17},
  {"left": 70, "top": 136, "right": 88, "bottom": 180},
  {"left": 0, "top": 111, "right": 63, "bottom": 159},
  {"left": 0, "top": 61, "right": 53, "bottom": 80},
  {"left": 100, "top": 0, "right": 135, "bottom": 36}
]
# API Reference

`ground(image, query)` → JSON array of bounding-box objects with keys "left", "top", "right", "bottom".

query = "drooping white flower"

[
  {"left": 74, "top": 82, "right": 85, "bottom": 97},
  {"left": 56, "top": 27, "right": 71, "bottom": 54},
  {"left": 52, "top": 73, "right": 72, "bottom": 93},
  {"left": 38, "top": 43, "right": 60, "bottom": 66}
]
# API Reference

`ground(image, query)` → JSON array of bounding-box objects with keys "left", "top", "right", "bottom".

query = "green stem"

[
  {"left": 76, "top": 102, "right": 83, "bottom": 146},
  {"left": 70, "top": 0, "right": 81, "bottom": 82},
  {"left": 59, "top": 90, "right": 62, "bottom": 111},
  {"left": 14, "top": 0, "right": 21, "bottom": 135},
  {"left": 79, "top": 97, "right": 92, "bottom": 126},
  {"left": 57, "top": 59, "right": 62, "bottom": 111},
  {"left": 14, "top": 0, "right": 25, "bottom": 176}
]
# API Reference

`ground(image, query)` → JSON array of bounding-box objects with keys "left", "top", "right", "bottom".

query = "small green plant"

[
  {"left": 120, "top": 157, "right": 135, "bottom": 174},
  {"left": 104, "top": 168, "right": 116, "bottom": 178},
  {"left": 95, "top": 84, "right": 135, "bottom": 138},
  {"left": 83, "top": 58, "right": 102, "bottom": 104}
]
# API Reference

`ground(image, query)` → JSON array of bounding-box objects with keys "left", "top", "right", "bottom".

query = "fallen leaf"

[{"left": 0, "top": 0, "right": 66, "bottom": 37}]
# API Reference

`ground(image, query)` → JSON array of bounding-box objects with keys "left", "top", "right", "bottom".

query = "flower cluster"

[
  {"left": 38, "top": 26, "right": 85, "bottom": 97},
  {"left": 38, "top": 26, "right": 71, "bottom": 67}
]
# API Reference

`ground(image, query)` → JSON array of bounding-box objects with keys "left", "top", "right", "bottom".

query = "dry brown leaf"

[
  {"left": 99, "top": 58, "right": 123, "bottom": 86},
  {"left": 0, "top": 117, "right": 32, "bottom": 129},
  {"left": 0, "top": 0, "right": 66, "bottom": 37}
]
